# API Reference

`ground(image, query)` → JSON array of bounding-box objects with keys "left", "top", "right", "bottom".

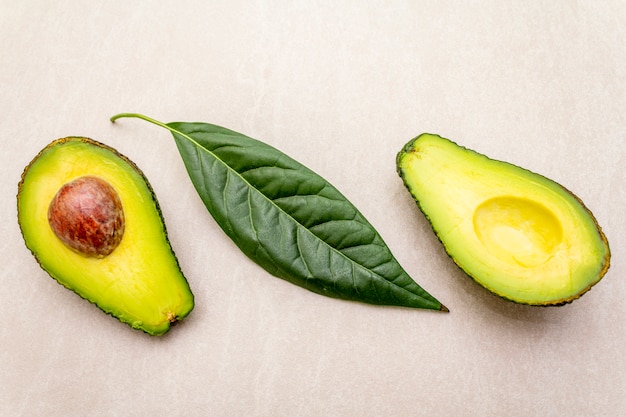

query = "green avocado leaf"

[{"left": 111, "top": 113, "right": 447, "bottom": 311}]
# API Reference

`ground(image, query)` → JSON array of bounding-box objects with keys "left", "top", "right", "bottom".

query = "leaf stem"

[
  {"left": 110, "top": 112, "right": 203, "bottom": 152},
  {"left": 110, "top": 113, "right": 170, "bottom": 130}
]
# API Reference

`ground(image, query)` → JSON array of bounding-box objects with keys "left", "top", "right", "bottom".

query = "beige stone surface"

[{"left": 1, "top": 1, "right": 624, "bottom": 416}]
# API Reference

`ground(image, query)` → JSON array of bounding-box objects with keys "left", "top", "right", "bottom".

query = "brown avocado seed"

[{"left": 48, "top": 176, "right": 125, "bottom": 258}]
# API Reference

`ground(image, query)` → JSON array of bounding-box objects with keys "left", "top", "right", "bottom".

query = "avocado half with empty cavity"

[
  {"left": 17, "top": 137, "right": 194, "bottom": 335},
  {"left": 396, "top": 133, "right": 610, "bottom": 305}
]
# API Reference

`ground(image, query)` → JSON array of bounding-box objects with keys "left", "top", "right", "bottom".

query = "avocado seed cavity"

[
  {"left": 473, "top": 196, "right": 563, "bottom": 268},
  {"left": 48, "top": 176, "right": 125, "bottom": 258}
]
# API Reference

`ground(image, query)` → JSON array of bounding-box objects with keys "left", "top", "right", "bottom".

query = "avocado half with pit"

[
  {"left": 396, "top": 133, "right": 610, "bottom": 305},
  {"left": 17, "top": 137, "right": 194, "bottom": 335}
]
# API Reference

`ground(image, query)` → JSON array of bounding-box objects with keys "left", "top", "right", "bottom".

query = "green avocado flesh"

[
  {"left": 397, "top": 134, "right": 610, "bottom": 305},
  {"left": 18, "top": 137, "right": 194, "bottom": 335}
]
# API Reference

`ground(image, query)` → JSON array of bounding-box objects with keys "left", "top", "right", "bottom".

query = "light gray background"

[{"left": 1, "top": 1, "right": 624, "bottom": 416}]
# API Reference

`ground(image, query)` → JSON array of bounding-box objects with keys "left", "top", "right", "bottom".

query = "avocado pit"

[{"left": 48, "top": 176, "right": 125, "bottom": 258}]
